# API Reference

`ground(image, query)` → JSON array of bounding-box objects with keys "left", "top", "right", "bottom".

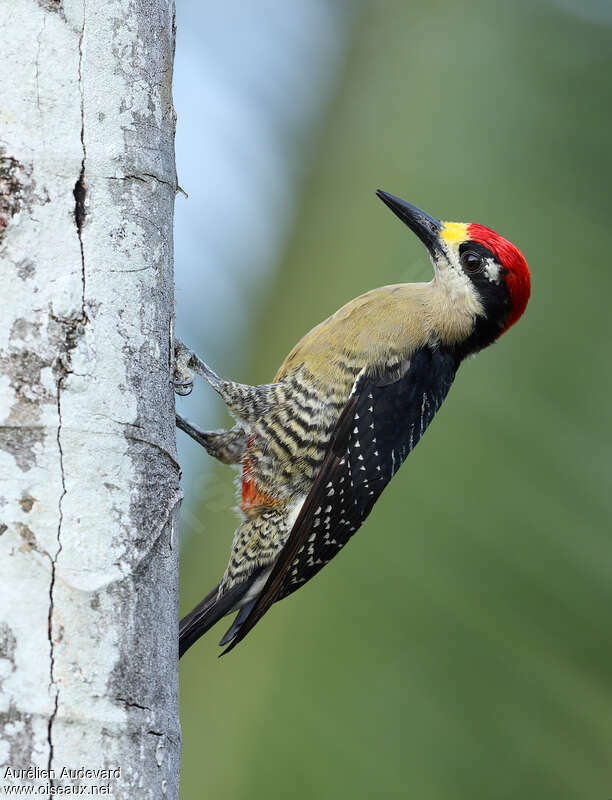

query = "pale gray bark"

[{"left": 0, "top": 1, "right": 180, "bottom": 797}]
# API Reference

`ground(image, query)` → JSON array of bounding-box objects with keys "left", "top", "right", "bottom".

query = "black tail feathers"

[
  {"left": 179, "top": 570, "right": 265, "bottom": 658},
  {"left": 179, "top": 583, "right": 227, "bottom": 658},
  {"left": 218, "top": 599, "right": 257, "bottom": 647}
]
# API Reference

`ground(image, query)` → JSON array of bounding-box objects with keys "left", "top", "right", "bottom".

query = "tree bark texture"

[{"left": 0, "top": 1, "right": 180, "bottom": 797}]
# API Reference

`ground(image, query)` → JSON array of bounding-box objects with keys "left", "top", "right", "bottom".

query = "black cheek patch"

[
  {"left": 458, "top": 241, "right": 496, "bottom": 263},
  {"left": 457, "top": 242, "right": 512, "bottom": 356}
]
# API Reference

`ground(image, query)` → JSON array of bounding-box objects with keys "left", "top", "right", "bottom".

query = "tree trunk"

[{"left": 0, "top": 1, "right": 180, "bottom": 797}]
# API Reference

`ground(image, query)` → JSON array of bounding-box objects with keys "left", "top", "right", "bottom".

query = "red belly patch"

[{"left": 241, "top": 436, "right": 278, "bottom": 512}]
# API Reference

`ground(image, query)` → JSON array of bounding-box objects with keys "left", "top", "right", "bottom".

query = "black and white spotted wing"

[{"left": 221, "top": 346, "right": 458, "bottom": 653}]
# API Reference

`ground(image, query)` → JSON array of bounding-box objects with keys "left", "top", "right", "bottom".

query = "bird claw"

[
  {"left": 172, "top": 338, "right": 195, "bottom": 396},
  {"left": 172, "top": 376, "right": 194, "bottom": 396}
]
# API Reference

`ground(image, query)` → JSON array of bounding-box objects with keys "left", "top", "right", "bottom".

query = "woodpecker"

[{"left": 174, "top": 190, "right": 530, "bottom": 657}]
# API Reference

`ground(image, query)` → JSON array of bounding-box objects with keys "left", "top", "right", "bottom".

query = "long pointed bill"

[{"left": 376, "top": 190, "right": 442, "bottom": 253}]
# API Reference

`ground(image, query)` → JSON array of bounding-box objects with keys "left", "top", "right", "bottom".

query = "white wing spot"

[{"left": 420, "top": 393, "right": 427, "bottom": 436}]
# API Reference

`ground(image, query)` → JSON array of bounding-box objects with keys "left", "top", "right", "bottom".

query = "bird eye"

[{"left": 461, "top": 251, "right": 483, "bottom": 273}]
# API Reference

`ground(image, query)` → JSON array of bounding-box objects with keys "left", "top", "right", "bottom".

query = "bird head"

[{"left": 376, "top": 190, "right": 530, "bottom": 349}]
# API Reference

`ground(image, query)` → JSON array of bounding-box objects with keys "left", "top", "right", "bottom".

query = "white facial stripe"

[{"left": 483, "top": 257, "right": 501, "bottom": 284}]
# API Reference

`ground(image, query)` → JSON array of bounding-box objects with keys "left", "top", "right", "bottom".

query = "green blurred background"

[{"left": 177, "top": 1, "right": 612, "bottom": 797}]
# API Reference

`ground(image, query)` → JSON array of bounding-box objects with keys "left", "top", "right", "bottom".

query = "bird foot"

[{"left": 172, "top": 339, "right": 195, "bottom": 396}]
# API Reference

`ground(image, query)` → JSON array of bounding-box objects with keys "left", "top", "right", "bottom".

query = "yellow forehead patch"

[{"left": 440, "top": 221, "right": 469, "bottom": 245}]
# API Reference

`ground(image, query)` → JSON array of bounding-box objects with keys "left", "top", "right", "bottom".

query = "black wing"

[{"left": 221, "top": 346, "right": 458, "bottom": 654}]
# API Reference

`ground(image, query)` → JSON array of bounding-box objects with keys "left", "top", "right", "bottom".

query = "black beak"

[{"left": 376, "top": 190, "right": 442, "bottom": 253}]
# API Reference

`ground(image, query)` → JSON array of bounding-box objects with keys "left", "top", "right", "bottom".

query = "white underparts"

[
  {"left": 240, "top": 567, "right": 272, "bottom": 607},
  {"left": 237, "top": 492, "right": 306, "bottom": 609},
  {"left": 286, "top": 493, "right": 306, "bottom": 530}
]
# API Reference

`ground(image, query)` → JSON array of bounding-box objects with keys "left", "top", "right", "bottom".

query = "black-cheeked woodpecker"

[{"left": 174, "top": 190, "right": 531, "bottom": 657}]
